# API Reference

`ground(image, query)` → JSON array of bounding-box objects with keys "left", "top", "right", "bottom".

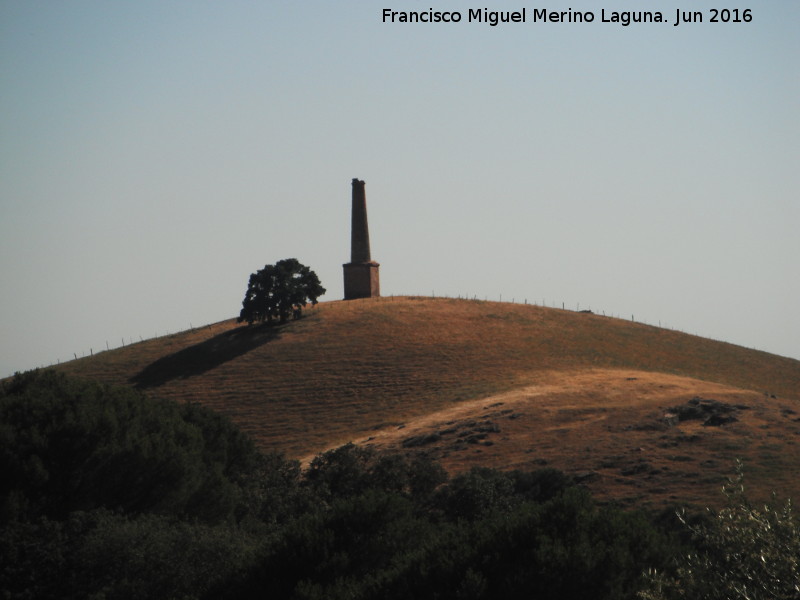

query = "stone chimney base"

[{"left": 343, "top": 262, "right": 380, "bottom": 300}]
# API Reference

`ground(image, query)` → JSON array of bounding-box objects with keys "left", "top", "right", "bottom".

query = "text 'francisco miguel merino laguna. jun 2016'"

[{"left": 381, "top": 7, "right": 754, "bottom": 27}]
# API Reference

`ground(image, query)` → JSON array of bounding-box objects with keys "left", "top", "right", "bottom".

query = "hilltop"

[{"left": 59, "top": 296, "right": 800, "bottom": 508}]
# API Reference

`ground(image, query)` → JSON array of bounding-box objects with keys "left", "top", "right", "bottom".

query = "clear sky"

[{"left": 1, "top": 0, "right": 798, "bottom": 377}]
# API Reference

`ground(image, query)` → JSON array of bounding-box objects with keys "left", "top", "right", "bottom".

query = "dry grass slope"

[{"left": 59, "top": 296, "right": 800, "bottom": 508}]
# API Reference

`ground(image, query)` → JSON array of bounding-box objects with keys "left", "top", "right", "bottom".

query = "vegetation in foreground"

[
  {"left": 639, "top": 463, "right": 800, "bottom": 600},
  {"left": 1, "top": 371, "right": 796, "bottom": 600}
]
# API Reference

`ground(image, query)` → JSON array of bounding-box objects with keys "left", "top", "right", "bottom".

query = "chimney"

[
  {"left": 350, "top": 178, "right": 371, "bottom": 263},
  {"left": 343, "top": 178, "right": 380, "bottom": 299}
]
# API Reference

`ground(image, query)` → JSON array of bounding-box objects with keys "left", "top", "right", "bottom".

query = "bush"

[
  {"left": 0, "top": 510, "right": 259, "bottom": 600},
  {"left": 304, "top": 443, "right": 447, "bottom": 503},
  {"left": 0, "top": 370, "right": 261, "bottom": 524},
  {"left": 639, "top": 463, "right": 800, "bottom": 600}
]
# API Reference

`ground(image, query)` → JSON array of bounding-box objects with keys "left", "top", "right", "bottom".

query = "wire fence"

[
  {"left": 322, "top": 292, "right": 686, "bottom": 333},
  {"left": 33, "top": 293, "right": 696, "bottom": 373},
  {"left": 27, "top": 323, "right": 218, "bottom": 374}
]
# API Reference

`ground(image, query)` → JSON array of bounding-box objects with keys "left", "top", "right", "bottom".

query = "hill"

[{"left": 59, "top": 296, "right": 800, "bottom": 508}]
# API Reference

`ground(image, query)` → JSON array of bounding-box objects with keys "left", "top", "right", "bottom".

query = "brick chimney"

[{"left": 343, "top": 178, "right": 380, "bottom": 299}]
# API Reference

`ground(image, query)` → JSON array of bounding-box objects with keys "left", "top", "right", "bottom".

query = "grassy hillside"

[{"left": 59, "top": 296, "right": 800, "bottom": 508}]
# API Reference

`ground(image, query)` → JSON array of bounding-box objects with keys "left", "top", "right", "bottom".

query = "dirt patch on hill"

[{"left": 307, "top": 369, "right": 800, "bottom": 510}]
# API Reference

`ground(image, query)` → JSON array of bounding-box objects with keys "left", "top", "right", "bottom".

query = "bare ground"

[{"left": 314, "top": 368, "right": 800, "bottom": 510}]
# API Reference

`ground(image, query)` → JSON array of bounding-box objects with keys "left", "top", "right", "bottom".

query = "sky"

[{"left": 1, "top": 0, "right": 798, "bottom": 377}]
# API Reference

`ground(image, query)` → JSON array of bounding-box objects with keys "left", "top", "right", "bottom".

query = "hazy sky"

[{"left": 1, "top": 0, "right": 798, "bottom": 377}]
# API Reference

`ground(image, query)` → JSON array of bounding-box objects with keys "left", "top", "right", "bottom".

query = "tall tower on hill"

[{"left": 343, "top": 178, "right": 380, "bottom": 299}]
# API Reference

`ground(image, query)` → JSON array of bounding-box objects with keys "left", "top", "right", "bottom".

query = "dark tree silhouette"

[{"left": 238, "top": 258, "right": 325, "bottom": 325}]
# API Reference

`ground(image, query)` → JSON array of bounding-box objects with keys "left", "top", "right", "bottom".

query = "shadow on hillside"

[{"left": 130, "top": 323, "right": 282, "bottom": 389}]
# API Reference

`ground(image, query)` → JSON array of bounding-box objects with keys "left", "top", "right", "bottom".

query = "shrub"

[
  {"left": 639, "top": 463, "right": 800, "bottom": 600},
  {"left": 0, "top": 510, "right": 259, "bottom": 600},
  {"left": 0, "top": 370, "right": 260, "bottom": 524}
]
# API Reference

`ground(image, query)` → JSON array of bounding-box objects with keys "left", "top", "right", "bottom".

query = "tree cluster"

[
  {"left": 2, "top": 370, "right": 796, "bottom": 600},
  {"left": 238, "top": 258, "right": 325, "bottom": 325},
  {"left": 0, "top": 370, "right": 264, "bottom": 599}
]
